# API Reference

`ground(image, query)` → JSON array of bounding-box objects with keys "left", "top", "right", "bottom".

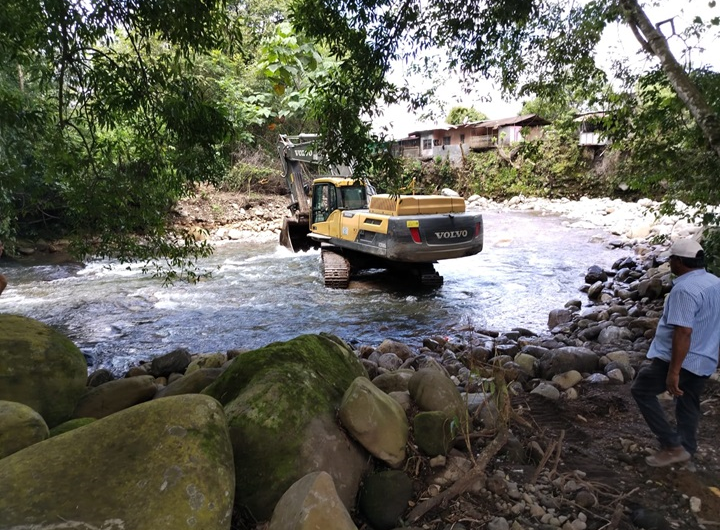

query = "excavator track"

[
  {"left": 321, "top": 248, "right": 351, "bottom": 289},
  {"left": 416, "top": 263, "right": 444, "bottom": 287}
]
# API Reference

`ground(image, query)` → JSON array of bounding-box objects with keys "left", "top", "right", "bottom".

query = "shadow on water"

[{"left": 0, "top": 210, "right": 630, "bottom": 375}]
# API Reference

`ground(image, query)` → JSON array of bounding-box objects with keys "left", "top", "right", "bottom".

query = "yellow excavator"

[{"left": 278, "top": 134, "right": 484, "bottom": 288}]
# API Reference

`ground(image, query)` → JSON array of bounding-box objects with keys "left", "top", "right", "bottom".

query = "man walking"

[{"left": 631, "top": 238, "right": 720, "bottom": 467}]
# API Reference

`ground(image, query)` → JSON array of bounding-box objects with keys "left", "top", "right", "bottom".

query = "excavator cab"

[{"left": 311, "top": 180, "right": 368, "bottom": 224}]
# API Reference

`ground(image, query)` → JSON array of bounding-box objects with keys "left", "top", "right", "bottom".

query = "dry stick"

[
  {"left": 529, "top": 439, "right": 558, "bottom": 485},
  {"left": 549, "top": 429, "right": 566, "bottom": 478},
  {"left": 407, "top": 369, "right": 511, "bottom": 523},
  {"left": 596, "top": 486, "right": 641, "bottom": 530}
]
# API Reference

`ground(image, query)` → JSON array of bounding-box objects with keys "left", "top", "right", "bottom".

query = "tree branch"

[{"left": 619, "top": 0, "right": 720, "bottom": 161}]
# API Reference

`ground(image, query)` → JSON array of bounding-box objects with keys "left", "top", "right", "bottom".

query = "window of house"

[
  {"left": 433, "top": 139, "right": 440, "bottom": 146},
  {"left": 443, "top": 136, "right": 451, "bottom": 145},
  {"left": 460, "top": 134, "right": 465, "bottom": 143},
  {"left": 422, "top": 139, "right": 432, "bottom": 150}
]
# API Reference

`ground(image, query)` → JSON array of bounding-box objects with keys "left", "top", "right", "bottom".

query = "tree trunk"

[{"left": 620, "top": 0, "right": 720, "bottom": 161}]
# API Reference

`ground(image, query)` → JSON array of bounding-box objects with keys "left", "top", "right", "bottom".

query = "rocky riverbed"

[{"left": 2, "top": 189, "right": 720, "bottom": 530}]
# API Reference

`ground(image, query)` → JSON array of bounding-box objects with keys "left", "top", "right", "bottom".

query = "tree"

[
  {"left": 0, "top": 0, "right": 335, "bottom": 280},
  {"left": 0, "top": 0, "right": 240, "bottom": 280},
  {"left": 446, "top": 106, "right": 487, "bottom": 125},
  {"left": 290, "top": 0, "right": 720, "bottom": 190},
  {"left": 519, "top": 96, "right": 576, "bottom": 121}
]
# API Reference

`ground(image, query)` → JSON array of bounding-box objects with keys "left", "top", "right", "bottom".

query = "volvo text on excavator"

[{"left": 278, "top": 134, "right": 484, "bottom": 288}]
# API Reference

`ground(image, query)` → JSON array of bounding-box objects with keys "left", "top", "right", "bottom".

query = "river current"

[{"left": 0, "top": 210, "right": 629, "bottom": 375}]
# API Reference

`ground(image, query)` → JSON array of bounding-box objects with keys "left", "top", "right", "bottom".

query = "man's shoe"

[{"left": 645, "top": 447, "right": 691, "bottom": 467}]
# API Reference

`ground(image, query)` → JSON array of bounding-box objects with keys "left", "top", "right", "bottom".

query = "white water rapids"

[{"left": 0, "top": 210, "right": 629, "bottom": 375}]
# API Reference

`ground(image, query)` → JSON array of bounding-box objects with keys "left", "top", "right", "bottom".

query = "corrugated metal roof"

[{"left": 471, "top": 114, "right": 551, "bottom": 129}]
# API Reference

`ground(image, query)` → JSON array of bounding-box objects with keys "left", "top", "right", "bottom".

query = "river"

[{"left": 0, "top": 210, "right": 629, "bottom": 375}]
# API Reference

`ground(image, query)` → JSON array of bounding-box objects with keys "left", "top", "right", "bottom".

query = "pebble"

[
  {"left": 689, "top": 496, "right": 701, "bottom": 513},
  {"left": 488, "top": 517, "right": 510, "bottom": 530}
]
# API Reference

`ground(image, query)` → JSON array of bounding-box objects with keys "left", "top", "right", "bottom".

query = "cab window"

[
  {"left": 340, "top": 186, "right": 367, "bottom": 210},
  {"left": 312, "top": 184, "right": 337, "bottom": 223}
]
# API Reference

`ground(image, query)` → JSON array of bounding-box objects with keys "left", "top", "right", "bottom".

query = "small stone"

[
  {"left": 689, "top": 496, "right": 701, "bottom": 513},
  {"left": 488, "top": 517, "right": 510, "bottom": 530},
  {"left": 571, "top": 519, "right": 587, "bottom": 530},
  {"left": 429, "top": 455, "right": 446, "bottom": 468}
]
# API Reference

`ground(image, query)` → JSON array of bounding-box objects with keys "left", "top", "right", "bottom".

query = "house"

[
  {"left": 466, "top": 114, "right": 550, "bottom": 150},
  {"left": 392, "top": 114, "right": 551, "bottom": 163},
  {"left": 575, "top": 112, "right": 609, "bottom": 146}
]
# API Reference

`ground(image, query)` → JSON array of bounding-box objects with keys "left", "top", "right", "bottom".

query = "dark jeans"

[{"left": 631, "top": 358, "right": 708, "bottom": 455}]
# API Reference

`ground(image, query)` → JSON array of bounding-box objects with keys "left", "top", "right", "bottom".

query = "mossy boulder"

[
  {"left": 0, "top": 314, "right": 87, "bottom": 427},
  {"left": 48, "top": 417, "right": 96, "bottom": 437},
  {"left": 0, "top": 400, "right": 49, "bottom": 459},
  {"left": 413, "top": 411, "right": 454, "bottom": 457},
  {"left": 203, "top": 333, "right": 368, "bottom": 521},
  {"left": 154, "top": 368, "right": 223, "bottom": 399},
  {"left": 72, "top": 374, "right": 157, "bottom": 419},
  {"left": 0, "top": 394, "right": 234, "bottom": 529},
  {"left": 408, "top": 368, "right": 468, "bottom": 429}
]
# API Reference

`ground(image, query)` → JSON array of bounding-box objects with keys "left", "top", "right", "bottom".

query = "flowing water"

[{"left": 0, "top": 210, "right": 629, "bottom": 375}]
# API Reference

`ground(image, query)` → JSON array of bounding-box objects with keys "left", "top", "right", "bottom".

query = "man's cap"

[{"left": 660, "top": 238, "right": 704, "bottom": 258}]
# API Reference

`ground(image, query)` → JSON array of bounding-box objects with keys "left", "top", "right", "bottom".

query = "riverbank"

[
  {"left": 174, "top": 188, "right": 706, "bottom": 252},
  {"left": 0, "top": 188, "right": 707, "bottom": 262}
]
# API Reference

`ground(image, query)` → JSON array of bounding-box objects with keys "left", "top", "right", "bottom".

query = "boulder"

[
  {"left": 186, "top": 353, "right": 227, "bottom": 374},
  {"left": 154, "top": 368, "right": 223, "bottom": 399},
  {"left": 203, "top": 333, "right": 368, "bottom": 521},
  {"left": 268, "top": 471, "right": 357, "bottom": 530},
  {"left": 514, "top": 353, "right": 537, "bottom": 376},
  {"left": 551, "top": 370, "right": 583, "bottom": 391},
  {"left": 376, "top": 339, "right": 414, "bottom": 361},
  {"left": 358, "top": 470, "right": 413, "bottom": 530},
  {"left": 87, "top": 368, "right": 114, "bottom": 387},
  {"left": 339, "top": 377, "right": 408, "bottom": 468},
  {"left": 408, "top": 369, "right": 468, "bottom": 428},
  {"left": 72, "top": 374, "right": 157, "bottom": 419},
  {"left": 0, "top": 314, "right": 87, "bottom": 427},
  {"left": 464, "top": 393, "right": 499, "bottom": 429},
  {"left": 530, "top": 383, "right": 561, "bottom": 401},
  {"left": 597, "top": 326, "right": 635, "bottom": 345},
  {"left": 0, "top": 400, "right": 49, "bottom": 459},
  {"left": 413, "top": 411, "right": 454, "bottom": 457},
  {"left": 0, "top": 394, "right": 234, "bottom": 529},
  {"left": 372, "top": 369, "right": 416, "bottom": 393},
  {"left": 548, "top": 308, "right": 572, "bottom": 330},
  {"left": 585, "top": 265, "right": 608, "bottom": 284},
  {"left": 48, "top": 417, "right": 96, "bottom": 437},
  {"left": 149, "top": 347, "right": 192, "bottom": 377},
  {"left": 378, "top": 352, "right": 403, "bottom": 371},
  {"left": 538, "top": 347, "right": 599, "bottom": 379}
]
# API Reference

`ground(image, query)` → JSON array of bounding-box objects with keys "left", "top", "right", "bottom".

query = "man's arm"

[{"left": 667, "top": 325, "right": 692, "bottom": 396}]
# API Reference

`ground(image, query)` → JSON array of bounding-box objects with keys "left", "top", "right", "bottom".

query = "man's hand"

[{"left": 666, "top": 371, "right": 684, "bottom": 396}]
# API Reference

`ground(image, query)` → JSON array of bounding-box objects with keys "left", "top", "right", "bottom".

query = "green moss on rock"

[
  {"left": 48, "top": 417, "right": 96, "bottom": 437},
  {"left": 0, "top": 314, "right": 87, "bottom": 427},
  {"left": 203, "top": 333, "right": 367, "bottom": 520},
  {"left": 0, "top": 394, "right": 235, "bottom": 529},
  {"left": 0, "top": 400, "right": 49, "bottom": 459}
]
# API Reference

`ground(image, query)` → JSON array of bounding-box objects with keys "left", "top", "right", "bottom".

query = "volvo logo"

[{"left": 434, "top": 230, "right": 467, "bottom": 239}]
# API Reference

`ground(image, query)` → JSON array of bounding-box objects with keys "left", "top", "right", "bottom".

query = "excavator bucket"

[{"left": 279, "top": 216, "right": 316, "bottom": 252}]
